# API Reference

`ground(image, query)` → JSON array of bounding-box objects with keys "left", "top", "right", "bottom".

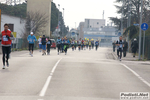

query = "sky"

[
  {"left": 53, "top": 0, "right": 120, "bottom": 29},
  {"left": 0, "top": 0, "right": 120, "bottom": 29}
]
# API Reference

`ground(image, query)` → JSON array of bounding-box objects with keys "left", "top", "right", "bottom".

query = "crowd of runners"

[
  {"left": 0, "top": 23, "right": 101, "bottom": 69},
  {"left": 27, "top": 32, "right": 100, "bottom": 56},
  {"left": 56, "top": 37, "right": 100, "bottom": 55}
]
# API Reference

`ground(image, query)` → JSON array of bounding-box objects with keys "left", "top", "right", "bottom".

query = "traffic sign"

[
  {"left": 118, "top": 32, "right": 121, "bottom": 36},
  {"left": 141, "top": 23, "right": 148, "bottom": 31},
  {"left": 72, "top": 32, "right": 75, "bottom": 35}
]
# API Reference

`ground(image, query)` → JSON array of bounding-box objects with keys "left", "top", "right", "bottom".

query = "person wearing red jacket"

[{"left": 0, "top": 24, "right": 14, "bottom": 69}]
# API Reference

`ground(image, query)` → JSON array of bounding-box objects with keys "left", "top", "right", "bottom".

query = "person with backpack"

[
  {"left": 41, "top": 35, "right": 47, "bottom": 56},
  {"left": 47, "top": 37, "right": 52, "bottom": 55}
]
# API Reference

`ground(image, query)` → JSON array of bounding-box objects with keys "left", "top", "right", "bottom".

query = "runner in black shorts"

[{"left": 27, "top": 32, "right": 37, "bottom": 57}]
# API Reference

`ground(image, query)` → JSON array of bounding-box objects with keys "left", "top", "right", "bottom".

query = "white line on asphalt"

[
  {"left": 39, "top": 58, "right": 62, "bottom": 97},
  {"left": 121, "top": 63, "right": 150, "bottom": 88}
]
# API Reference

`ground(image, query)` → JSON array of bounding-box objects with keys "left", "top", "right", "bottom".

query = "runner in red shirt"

[{"left": 0, "top": 24, "right": 14, "bottom": 69}]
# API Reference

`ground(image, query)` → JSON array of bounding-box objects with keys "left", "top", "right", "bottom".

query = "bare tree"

[
  {"left": 25, "top": 11, "right": 49, "bottom": 36},
  {"left": 21, "top": 11, "right": 49, "bottom": 49}
]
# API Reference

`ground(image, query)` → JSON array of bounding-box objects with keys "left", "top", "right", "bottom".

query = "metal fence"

[{"left": 12, "top": 38, "right": 38, "bottom": 51}]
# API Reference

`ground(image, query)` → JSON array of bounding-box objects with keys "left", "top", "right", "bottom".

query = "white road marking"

[
  {"left": 39, "top": 58, "right": 62, "bottom": 97},
  {"left": 121, "top": 63, "right": 150, "bottom": 88}
]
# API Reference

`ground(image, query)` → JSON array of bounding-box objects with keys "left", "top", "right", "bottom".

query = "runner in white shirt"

[{"left": 38, "top": 36, "right": 42, "bottom": 52}]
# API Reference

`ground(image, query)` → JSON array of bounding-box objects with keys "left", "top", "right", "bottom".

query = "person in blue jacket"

[
  {"left": 57, "top": 37, "right": 61, "bottom": 55},
  {"left": 95, "top": 40, "right": 99, "bottom": 51},
  {"left": 61, "top": 37, "right": 65, "bottom": 53},
  {"left": 27, "top": 32, "right": 37, "bottom": 57}
]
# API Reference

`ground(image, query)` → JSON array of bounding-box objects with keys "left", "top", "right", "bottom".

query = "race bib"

[
  {"left": 3, "top": 35, "right": 8, "bottom": 41},
  {"left": 30, "top": 39, "right": 33, "bottom": 42},
  {"left": 47, "top": 41, "right": 50, "bottom": 44},
  {"left": 120, "top": 44, "right": 123, "bottom": 48}
]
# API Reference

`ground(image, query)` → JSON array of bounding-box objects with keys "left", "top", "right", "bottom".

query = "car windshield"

[{"left": 0, "top": 0, "right": 150, "bottom": 100}]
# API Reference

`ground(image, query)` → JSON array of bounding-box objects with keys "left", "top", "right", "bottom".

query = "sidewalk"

[
  {"left": 110, "top": 48, "right": 150, "bottom": 65},
  {"left": 111, "top": 50, "right": 138, "bottom": 61}
]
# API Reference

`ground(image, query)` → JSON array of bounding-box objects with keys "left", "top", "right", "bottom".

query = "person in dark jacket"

[
  {"left": 42, "top": 35, "right": 46, "bottom": 56},
  {"left": 112, "top": 41, "right": 116, "bottom": 52},
  {"left": 123, "top": 39, "right": 128, "bottom": 57},
  {"left": 131, "top": 38, "right": 138, "bottom": 57},
  {"left": 47, "top": 37, "right": 52, "bottom": 55},
  {"left": 116, "top": 36, "right": 124, "bottom": 61}
]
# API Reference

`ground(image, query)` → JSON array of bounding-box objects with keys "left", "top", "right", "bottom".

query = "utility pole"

[{"left": 138, "top": 0, "right": 143, "bottom": 60}]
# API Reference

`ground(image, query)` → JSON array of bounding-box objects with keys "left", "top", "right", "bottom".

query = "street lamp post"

[{"left": 138, "top": 0, "right": 143, "bottom": 60}]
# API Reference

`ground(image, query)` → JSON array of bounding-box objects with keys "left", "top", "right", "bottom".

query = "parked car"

[{"left": 50, "top": 39, "right": 56, "bottom": 49}]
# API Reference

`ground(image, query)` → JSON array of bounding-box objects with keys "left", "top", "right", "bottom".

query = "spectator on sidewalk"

[
  {"left": 123, "top": 39, "right": 128, "bottom": 57},
  {"left": 112, "top": 41, "right": 116, "bottom": 52},
  {"left": 131, "top": 38, "right": 138, "bottom": 57}
]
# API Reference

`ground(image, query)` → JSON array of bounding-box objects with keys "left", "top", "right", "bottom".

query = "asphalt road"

[{"left": 0, "top": 47, "right": 149, "bottom": 100}]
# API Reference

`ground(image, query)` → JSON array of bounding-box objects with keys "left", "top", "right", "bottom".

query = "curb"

[{"left": 111, "top": 52, "right": 117, "bottom": 60}]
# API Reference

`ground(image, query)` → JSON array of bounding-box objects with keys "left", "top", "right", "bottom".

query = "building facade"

[
  {"left": 78, "top": 22, "right": 84, "bottom": 39},
  {"left": 0, "top": 14, "right": 26, "bottom": 51},
  {"left": 84, "top": 19, "right": 105, "bottom": 28},
  {"left": 1, "top": 14, "right": 25, "bottom": 38},
  {"left": 84, "top": 26, "right": 119, "bottom": 47},
  {"left": 27, "top": 0, "right": 51, "bottom": 37}
]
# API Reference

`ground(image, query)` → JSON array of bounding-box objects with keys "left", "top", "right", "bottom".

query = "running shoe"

[{"left": 2, "top": 66, "right": 5, "bottom": 69}]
